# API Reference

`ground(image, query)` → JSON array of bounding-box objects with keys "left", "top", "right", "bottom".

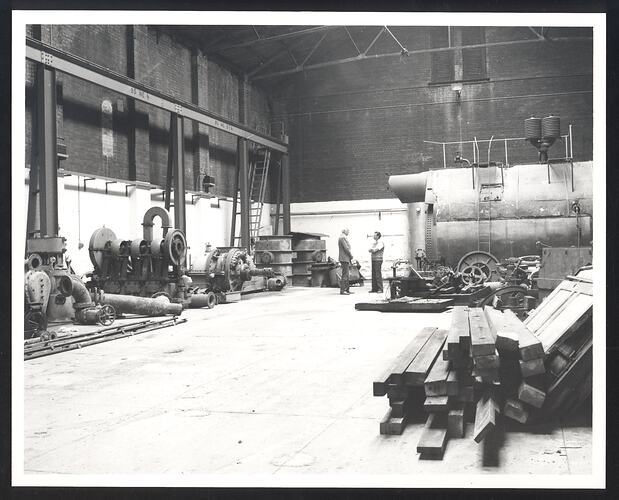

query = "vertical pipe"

[
  {"left": 282, "top": 154, "right": 291, "bottom": 235},
  {"left": 238, "top": 137, "right": 250, "bottom": 248},
  {"left": 504, "top": 138, "right": 508, "bottom": 166},
  {"left": 164, "top": 114, "right": 174, "bottom": 211},
  {"left": 229, "top": 162, "right": 239, "bottom": 246},
  {"left": 172, "top": 113, "right": 186, "bottom": 235},
  {"left": 36, "top": 64, "right": 59, "bottom": 237},
  {"left": 274, "top": 159, "right": 282, "bottom": 235},
  {"left": 442, "top": 143, "right": 446, "bottom": 169},
  {"left": 569, "top": 124, "right": 573, "bottom": 158}
]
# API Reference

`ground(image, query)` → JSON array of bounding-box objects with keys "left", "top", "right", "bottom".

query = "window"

[
  {"left": 429, "top": 27, "right": 487, "bottom": 84},
  {"left": 461, "top": 27, "right": 487, "bottom": 81},
  {"left": 430, "top": 27, "right": 454, "bottom": 83}
]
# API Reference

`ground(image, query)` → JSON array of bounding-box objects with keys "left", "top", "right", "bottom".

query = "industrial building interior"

[{"left": 21, "top": 22, "right": 597, "bottom": 481}]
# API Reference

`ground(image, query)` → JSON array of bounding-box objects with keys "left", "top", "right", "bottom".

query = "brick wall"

[
  {"left": 272, "top": 27, "right": 593, "bottom": 203},
  {"left": 25, "top": 25, "right": 273, "bottom": 198}
]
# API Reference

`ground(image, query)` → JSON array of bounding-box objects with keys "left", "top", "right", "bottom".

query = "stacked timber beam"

[
  {"left": 373, "top": 274, "right": 593, "bottom": 462},
  {"left": 373, "top": 327, "right": 448, "bottom": 436},
  {"left": 373, "top": 306, "right": 546, "bottom": 460}
]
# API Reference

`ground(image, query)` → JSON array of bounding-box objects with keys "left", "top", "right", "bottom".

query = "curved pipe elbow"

[
  {"left": 142, "top": 207, "right": 172, "bottom": 241},
  {"left": 59, "top": 275, "right": 93, "bottom": 308}
]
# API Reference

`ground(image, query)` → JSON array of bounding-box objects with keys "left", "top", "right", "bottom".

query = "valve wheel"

[
  {"left": 461, "top": 265, "right": 487, "bottom": 285},
  {"left": 97, "top": 304, "right": 116, "bottom": 326}
]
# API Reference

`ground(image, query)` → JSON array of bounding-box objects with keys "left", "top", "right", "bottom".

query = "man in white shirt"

[{"left": 368, "top": 231, "right": 384, "bottom": 293}]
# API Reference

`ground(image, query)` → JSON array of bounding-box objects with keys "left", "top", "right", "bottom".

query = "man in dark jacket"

[{"left": 338, "top": 228, "right": 353, "bottom": 295}]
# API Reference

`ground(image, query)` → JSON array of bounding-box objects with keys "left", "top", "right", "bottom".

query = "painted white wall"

[
  {"left": 277, "top": 199, "right": 409, "bottom": 278},
  {"left": 25, "top": 172, "right": 236, "bottom": 277}
]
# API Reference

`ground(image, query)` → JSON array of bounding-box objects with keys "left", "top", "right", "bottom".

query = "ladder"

[
  {"left": 231, "top": 146, "right": 271, "bottom": 247},
  {"left": 248, "top": 147, "right": 271, "bottom": 241}
]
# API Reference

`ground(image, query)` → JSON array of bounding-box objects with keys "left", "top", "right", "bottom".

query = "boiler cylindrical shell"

[
  {"left": 524, "top": 117, "right": 542, "bottom": 140},
  {"left": 542, "top": 115, "right": 561, "bottom": 139}
]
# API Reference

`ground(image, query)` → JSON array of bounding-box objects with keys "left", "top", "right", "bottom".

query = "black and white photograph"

[{"left": 12, "top": 10, "right": 605, "bottom": 489}]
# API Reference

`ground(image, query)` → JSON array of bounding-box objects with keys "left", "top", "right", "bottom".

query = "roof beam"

[
  {"left": 363, "top": 27, "right": 385, "bottom": 55},
  {"left": 344, "top": 27, "right": 361, "bottom": 56},
  {"left": 252, "top": 35, "right": 591, "bottom": 81},
  {"left": 527, "top": 26, "right": 545, "bottom": 40},
  {"left": 209, "top": 25, "right": 332, "bottom": 53}
]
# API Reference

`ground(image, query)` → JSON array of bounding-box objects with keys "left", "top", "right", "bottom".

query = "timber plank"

[
  {"left": 379, "top": 408, "right": 392, "bottom": 434},
  {"left": 424, "top": 395, "right": 449, "bottom": 412},
  {"left": 485, "top": 307, "right": 520, "bottom": 355},
  {"left": 447, "top": 370, "right": 459, "bottom": 396},
  {"left": 503, "top": 398, "right": 529, "bottom": 424},
  {"left": 424, "top": 355, "right": 451, "bottom": 396},
  {"left": 501, "top": 310, "right": 545, "bottom": 361},
  {"left": 404, "top": 329, "right": 449, "bottom": 385},
  {"left": 448, "top": 306, "right": 469, "bottom": 359},
  {"left": 473, "top": 395, "right": 497, "bottom": 443},
  {"left": 469, "top": 308, "right": 496, "bottom": 357},
  {"left": 417, "top": 412, "right": 449, "bottom": 459},
  {"left": 447, "top": 405, "right": 465, "bottom": 438},
  {"left": 518, "top": 381, "right": 546, "bottom": 408},
  {"left": 373, "top": 326, "right": 437, "bottom": 395}
]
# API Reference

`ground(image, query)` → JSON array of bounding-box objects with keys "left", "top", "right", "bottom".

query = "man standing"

[
  {"left": 368, "top": 231, "right": 384, "bottom": 293},
  {"left": 338, "top": 228, "right": 353, "bottom": 295}
]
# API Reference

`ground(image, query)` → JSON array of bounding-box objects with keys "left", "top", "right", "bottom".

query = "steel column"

[
  {"left": 171, "top": 113, "right": 186, "bottom": 235},
  {"left": 281, "top": 154, "right": 291, "bottom": 235},
  {"left": 36, "top": 64, "right": 59, "bottom": 237},
  {"left": 238, "top": 138, "right": 251, "bottom": 248}
]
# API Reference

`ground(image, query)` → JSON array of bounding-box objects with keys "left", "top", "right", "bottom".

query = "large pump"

[
  {"left": 187, "top": 247, "right": 286, "bottom": 304},
  {"left": 87, "top": 207, "right": 191, "bottom": 307}
]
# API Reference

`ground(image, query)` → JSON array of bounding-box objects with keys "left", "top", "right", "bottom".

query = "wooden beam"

[
  {"left": 417, "top": 413, "right": 449, "bottom": 459},
  {"left": 404, "top": 329, "right": 448, "bottom": 386},
  {"left": 373, "top": 327, "right": 437, "bottom": 395},
  {"left": 469, "top": 308, "right": 496, "bottom": 357}
]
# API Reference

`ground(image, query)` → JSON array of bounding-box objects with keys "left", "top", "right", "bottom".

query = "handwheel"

[
  {"left": 456, "top": 251, "right": 499, "bottom": 281},
  {"left": 97, "top": 304, "right": 116, "bottom": 326},
  {"left": 461, "top": 265, "right": 486, "bottom": 285}
]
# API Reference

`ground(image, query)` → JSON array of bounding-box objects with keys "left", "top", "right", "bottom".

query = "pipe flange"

[
  {"left": 26, "top": 253, "right": 43, "bottom": 270},
  {"left": 205, "top": 292, "right": 217, "bottom": 309},
  {"left": 163, "top": 229, "right": 187, "bottom": 266}
]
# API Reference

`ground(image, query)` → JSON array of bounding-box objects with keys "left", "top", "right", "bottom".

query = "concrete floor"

[{"left": 23, "top": 285, "right": 591, "bottom": 478}]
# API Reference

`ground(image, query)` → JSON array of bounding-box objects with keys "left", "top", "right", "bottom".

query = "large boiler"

[{"left": 388, "top": 161, "right": 592, "bottom": 268}]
